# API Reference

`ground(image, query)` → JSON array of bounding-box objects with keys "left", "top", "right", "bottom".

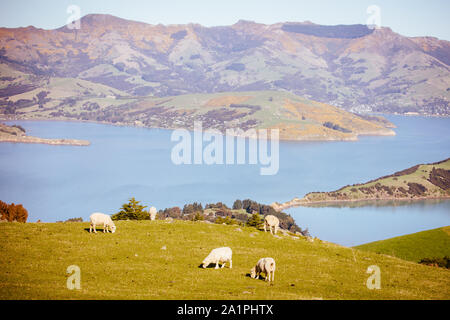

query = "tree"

[
  {"left": 112, "top": 197, "right": 149, "bottom": 220},
  {"left": 232, "top": 200, "right": 243, "bottom": 210},
  {"left": 246, "top": 212, "right": 263, "bottom": 229},
  {"left": 183, "top": 202, "right": 203, "bottom": 215},
  {"left": 0, "top": 201, "right": 28, "bottom": 223},
  {"left": 242, "top": 199, "right": 260, "bottom": 214}
]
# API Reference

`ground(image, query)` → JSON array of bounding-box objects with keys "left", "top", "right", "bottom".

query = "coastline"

[
  {"left": 0, "top": 136, "right": 90, "bottom": 146},
  {"left": 1, "top": 117, "right": 396, "bottom": 142},
  {"left": 271, "top": 195, "right": 450, "bottom": 211}
]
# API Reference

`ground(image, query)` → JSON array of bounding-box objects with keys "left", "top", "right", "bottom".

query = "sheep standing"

[
  {"left": 149, "top": 207, "right": 157, "bottom": 221},
  {"left": 89, "top": 213, "right": 116, "bottom": 234},
  {"left": 264, "top": 215, "right": 279, "bottom": 235},
  {"left": 250, "top": 257, "right": 276, "bottom": 282},
  {"left": 201, "top": 247, "right": 232, "bottom": 269}
]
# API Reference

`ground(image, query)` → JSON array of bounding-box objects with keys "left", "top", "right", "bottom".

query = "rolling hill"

[
  {"left": 355, "top": 226, "right": 450, "bottom": 263},
  {"left": 0, "top": 14, "right": 448, "bottom": 116},
  {"left": 0, "top": 220, "right": 449, "bottom": 299}
]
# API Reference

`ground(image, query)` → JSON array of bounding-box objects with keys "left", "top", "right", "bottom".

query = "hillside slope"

[
  {"left": 355, "top": 226, "right": 450, "bottom": 263},
  {"left": 0, "top": 220, "right": 449, "bottom": 299},
  {"left": 0, "top": 14, "right": 449, "bottom": 116}
]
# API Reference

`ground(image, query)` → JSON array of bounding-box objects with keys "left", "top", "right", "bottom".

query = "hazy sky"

[{"left": 0, "top": 0, "right": 449, "bottom": 40}]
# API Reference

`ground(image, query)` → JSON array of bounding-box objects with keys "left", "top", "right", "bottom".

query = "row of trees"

[
  {"left": 0, "top": 200, "right": 28, "bottom": 223},
  {"left": 110, "top": 197, "right": 309, "bottom": 236}
]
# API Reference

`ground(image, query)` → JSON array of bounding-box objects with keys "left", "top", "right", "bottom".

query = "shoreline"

[
  {"left": 0, "top": 136, "right": 90, "bottom": 146},
  {"left": 0, "top": 117, "right": 396, "bottom": 142},
  {"left": 272, "top": 195, "right": 450, "bottom": 211}
]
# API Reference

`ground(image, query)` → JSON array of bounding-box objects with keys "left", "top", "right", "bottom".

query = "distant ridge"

[{"left": 0, "top": 13, "right": 449, "bottom": 117}]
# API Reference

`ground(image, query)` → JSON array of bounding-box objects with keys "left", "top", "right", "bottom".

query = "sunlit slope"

[
  {"left": 355, "top": 226, "right": 450, "bottom": 262},
  {"left": 0, "top": 220, "right": 448, "bottom": 300}
]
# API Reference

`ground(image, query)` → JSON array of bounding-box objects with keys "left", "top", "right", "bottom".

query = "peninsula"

[
  {"left": 0, "top": 123, "right": 90, "bottom": 146},
  {"left": 272, "top": 158, "right": 450, "bottom": 211}
]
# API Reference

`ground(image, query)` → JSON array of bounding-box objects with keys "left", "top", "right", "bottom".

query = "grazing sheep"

[
  {"left": 149, "top": 207, "right": 157, "bottom": 221},
  {"left": 264, "top": 215, "right": 279, "bottom": 235},
  {"left": 250, "top": 257, "right": 276, "bottom": 282},
  {"left": 89, "top": 213, "right": 116, "bottom": 234},
  {"left": 201, "top": 247, "right": 232, "bottom": 269}
]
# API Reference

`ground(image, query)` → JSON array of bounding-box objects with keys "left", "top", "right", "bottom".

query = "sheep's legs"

[
  {"left": 229, "top": 259, "right": 232, "bottom": 269},
  {"left": 215, "top": 262, "right": 219, "bottom": 269}
]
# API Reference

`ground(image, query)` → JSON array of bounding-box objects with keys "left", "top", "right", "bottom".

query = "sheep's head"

[
  {"left": 201, "top": 258, "right": 210, "bottom": 268},
  {"left": 110, "top": 224, "right": 116, "bottom": 233},
  {"left": 250, "top": 267, "right": 257, "bottom": 279}
]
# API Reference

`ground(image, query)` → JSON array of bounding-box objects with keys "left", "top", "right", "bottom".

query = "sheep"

[
  {"left": 250, "top": 257, "right": 276, "bottom": 282},
  {"left": 264, "top": 215, "right": 279, "bottom": 235},
  {"left": 89, "top": 212, "right": 116, "bottom": 234},
  {"left": 201, "top": 247, "right": 232, "bottom": 269},
  {"left": 149, "top": 207, "right": 157, "bottom": 221}
]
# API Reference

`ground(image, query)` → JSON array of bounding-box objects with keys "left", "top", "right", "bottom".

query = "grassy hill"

[
  {"left": 355, "top": 226, "right": 450, "bottom": 263},
  {"left": 0, "top": 220, "right": 449, "bottom": 300}
]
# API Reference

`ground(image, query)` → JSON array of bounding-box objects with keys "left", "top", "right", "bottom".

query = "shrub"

[
  {"left": 419, "top": 256, "right": 450, "bottom": 269},
  {"left": 65, "top": 217, "right": 83, "bottom": 223},
  {"left": 0, "top": 200, "right": 28, "bottom": 223},
  {"left": 246, "top": 213, "right": 263, "bottom": 229},
  {"left": 407, "top": 183, "right": 427, "bottom": 196},
  {"left": 215, "top": 216, "right": 239, "bottom": 225},
  {"left": 428, "top": 168, "right": 450, "bottom": 190}
]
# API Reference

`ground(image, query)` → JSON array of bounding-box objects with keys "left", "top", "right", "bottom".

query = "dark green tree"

[
  {"left": 112, "top": 197, "right": 149, "bottom": 220},
  {"left": 246, "top": 212, "right": 263, "bottom": 229}
]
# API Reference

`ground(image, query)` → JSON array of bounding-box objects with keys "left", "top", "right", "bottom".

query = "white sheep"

[
  {"left": 89, "top": 212, "right": 116, "bottom": 234},
  {"left": 201, "top": 247, "right": 232, "bottom": 269},
  {"left": 250, "top": 257, "right": 276, "bottom": 282},
  {"left": 264, "top": 215, "right": 279, "bottom": 235},
  {"left": 149, "top": 207, "right": 157, "bottom": 221}
]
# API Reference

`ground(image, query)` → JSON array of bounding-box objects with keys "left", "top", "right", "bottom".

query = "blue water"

[{"left": 1, "top": 115, "right": 449, "bottom": 246}]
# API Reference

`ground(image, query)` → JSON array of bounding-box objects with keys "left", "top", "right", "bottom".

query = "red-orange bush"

[{"left": 0, "top": 200, "right": 28, "bottom": 223}]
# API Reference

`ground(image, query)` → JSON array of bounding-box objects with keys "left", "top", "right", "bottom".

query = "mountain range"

[{"left": 0, "top": 14, "right": 449, "bottom": 118}]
